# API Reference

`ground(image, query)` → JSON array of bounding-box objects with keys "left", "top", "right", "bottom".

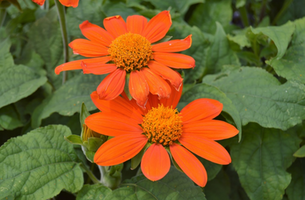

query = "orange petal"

[
  {"left": 97, "top": 69, "right": 126, "bottom": 100},
  {"left": 170, "top": 143, "right": 207, "bottom": 187},
  {"left": 159, "top": 82, "right": 183, "bottom": 109},
  {"left": 55, "top": 57, "right": 111, "bottom": 75},
  {"left": 153, "top": 52, "right": 195, "bottom": 69},
  {"left": 85, "top": 112, "right": 142, "bottom": 137},
  {"left": 94, "top": 134, "right": 148, "bottom": 166},
  {"left": 183, "top": 120, "right": 239, "bottom": 140},
  {"left": 82, "top": 63, "right": 116, "bottom": 75},
  {"left": 179, "top": 135, "right": 231, "bottom": 165},
  {"left": 69, "top": 39, "right": 109, "bottom": 57},
  {"left": 141, "top": 144, "right": 170, "bottom": 181},
  {"left": 126, "top": 15, "right": 148, "bottom": 35},
  {"left": 90, "top": 91, "right": 143, "bottom": 123},
  {"left": 32, "top": 0, "right": 45, "bottom": 6},
  {"left": 103, "top": 15, "right": 128, "bottom": 38},
  {"left": 79, "top": 20, "right": 114, "bottom": 46},
  {"left": 148, "top": 61, "right": 182, "bottom": 91},
  {"left": 141, "top": 68, "right": 171, "bottom": 99},
  {"left": 143, "top": 10, "right": 172, "bottom": 43},
  {"left": 129, "top": 71, "right": 149, "bottom": 108},
  {"left": 59, "top": 0, "right": 79, "bottom": 7},
  {"left": 152, "top": 35, "right": 192, "bottom": 52},
  {"left": 180, "top": 99, "right": 223, "bottom": 124}
]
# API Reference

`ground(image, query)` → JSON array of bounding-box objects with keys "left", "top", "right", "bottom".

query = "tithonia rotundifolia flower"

[
  {"left": 85, "top": 85, "right": 239, "bottom": 187},
  {"left": 55, "top": 11, "right": 195, "bottom": 108},
  {"left": 32, "top": 0, "right": 79, "bottom": 7}
]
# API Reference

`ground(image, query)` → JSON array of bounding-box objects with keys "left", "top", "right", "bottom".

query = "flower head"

[
  {"left": 32, "top": 0, "right": 79, "bottom": 7},
  {"left": 55, "top": 11, "right": 195, "bottom": 108},
  {"left": 85, "top": 86, "right": 239, "bottom": 187}
]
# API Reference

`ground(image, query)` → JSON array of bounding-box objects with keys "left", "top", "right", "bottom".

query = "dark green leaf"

[
  {"left": 293, "top": 145, "right": 305, "bottom": 158},
  {"left": 31, "top": 73, "right": 105, "bottom": 128},
  {"left": 0, "top": 104, "right": 23, "bottom": 130},
  {"left": 230, "top": 123, "right": 301, "bottom": 200},
  {"left": 76, "top": 184, "right": 112, "bottom": 200},
  {"left": 286, "top": 158, "right": 305, "bottom": 200},
  {"left": 203, "top": 67, "right": 305, "bottom": 130},
  {"left": 204, "top": 170, "right": 230, "bottom": 200},
  {"left": 0, "top": 125, "right": 83, "bottom": 200}
]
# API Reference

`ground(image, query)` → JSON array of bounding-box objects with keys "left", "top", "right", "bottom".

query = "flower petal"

[
  {"left": 141, "top": 68, "right": 171, "bottom": 99},
  {"left": 55, "top": 57, "right": 111, "bottom": 75},
  {"left": 180, "top": 99, "right": 223, "bottom": 124},
  {"left": 141, "top": 144, "right": 170, "bottom": 181},
  {"left": 170, "top": 143, "right": 207, "bottom": 187},
  {"left": 148, "top": 61, "right": 182, "bottom": 91},
  {"left": 69, "top": 39, "right": 109, "bottom": 57},
  {"left": 90, "top": 91, "right": 143, "bottom": 123},
  {"left": 32, "top": 0, "right": 45, "bottom": 6},
  {"left": 79, "top": 20, "right": 114, "bottom": 46},
  {"left": 129, "top": 70, "right": 149, "bottom": 108},
  {"left": 85, "top": 112, "right": 142, "bottom": 136},
  {"left": 159, "top": 82, "right": 183, "bottom": 109},
  {"left": 143, "top": 10, "right": 172, "bottom": 43},
  {"left": 82, "top": 62, "right": 116, "bottom": 75},
  {"left": 97, "top": 69, "right": 126, "bottom": 100},
  {"left": 179, "top": 134, "right": 231, "bottom": 165},
  {"left": 126, "top": 15, "right": 147, "bottom": 35},
  {"left": 59, "top": 0, "right": 79, "bottom": 7},
  {"left": 94, "top": 134, "right": 148, "bottom": 166},
  {"left": 152, "top": 35, "right": 192, "bottom": 52},
  {"left": 103, "top": 15, "right": 128, "bottom": 38},
  {"left": 183, "top": 120, "right": 239, "bottom": 140},
  {"left": 153, "top": 52, "right": 195, "bottom": 69}
]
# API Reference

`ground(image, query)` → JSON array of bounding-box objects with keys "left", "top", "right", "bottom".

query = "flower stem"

[
  {"left": 54, "top": 0, "right": 69, "bottom": 84},
  {"left": 239, "top": 6, "right": 250, "bottom": 28},
  {"left": 272, "top": 0, "right": 293, "bottom": 25},
  {"left": 0, "top": 8, "right": 6, "bottom": 27},
  {"left": 81, "top": 164, "right": 100, "bottom": 184}
]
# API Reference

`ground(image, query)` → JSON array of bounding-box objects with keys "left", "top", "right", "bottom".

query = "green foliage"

[{"left": 286, "top": 158, "right": 305, "bottom": 200}]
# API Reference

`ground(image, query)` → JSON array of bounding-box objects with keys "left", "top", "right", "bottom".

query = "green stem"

[
  {"left": 81, "top": 164, "right": 100, "bottom": 184},
  {"left": 98, "top": 165, "right": 108, "bottom": 184},
  {"left": 0, "top": 8, "right": 6, "bottom": 27},
  {"left": 272, "top": 0, "right": 293, "bottom": 25},
  {"left": 239, "top": 6, "right": 250, "bottom": 28},
  {"left": 54, "top": 0, "right": 69, "bottom": 84}
]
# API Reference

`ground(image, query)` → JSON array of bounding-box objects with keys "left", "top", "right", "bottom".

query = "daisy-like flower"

[
  {"left": 85, "top": 86, "right": 239, "bottom": 187},
  {"left": 55, "top": 11, "right": 194, "bottom": 108},
  {"left": 32, "top": 0, "right": 78, "bottom": 7}
]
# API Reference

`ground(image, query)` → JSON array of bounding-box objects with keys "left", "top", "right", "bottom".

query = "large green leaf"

[
  {"left": 76, "top": 184, "right": 112, "bottom": 200},
  {"left": 31, "top": 73, "right": 105, "bottom": 128},
  {"left": 251, "top": 21, "right": 295, "bottom": 59},
  {"left": 203, "top": 67, "right": 305, "bottom": 130},
  {"left": 266, "top": 18, "right": 305, "bottom": 84},
  {"left": 286, "top": 158, "right": 305, "bottom": 200},
  {"left": 143, "top": 0, "right": 204, "bottom": 15},
  {"left": 188, "top": 0, "right": 233, "bottom": 34},
  {"left": 179, "top": 83, "right": 242, "bottom": 140},
  {"left": 0, "top": 125, "right": 83, "bottom": 200},
  {"left": 204, "top": 170, "right": 230, "bottom": 200},
  {"left": 230, "top": 123, "right": 301, "bottom": 200},
  {"left": 0, "top": 39, "right": 14, "bottom": 68}
]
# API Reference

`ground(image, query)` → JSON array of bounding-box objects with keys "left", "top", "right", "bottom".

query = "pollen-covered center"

[
  {"left": 141, "top": 105, "right": 183, "bottom": 146},
  {"left": 108, "top": 33, "right": 153, "bottom": 72}
]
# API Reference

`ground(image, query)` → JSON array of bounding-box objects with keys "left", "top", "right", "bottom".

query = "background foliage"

[{"left": 1, "top": 0, "right": 305, "bottom": 199}]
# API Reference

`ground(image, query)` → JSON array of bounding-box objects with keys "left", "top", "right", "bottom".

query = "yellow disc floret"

[
  {"left": 108, "top": 33, "right": 153, "bottom": 72},
  {"left": 142, "top": 105, "right": 183, "bottom": 146}
]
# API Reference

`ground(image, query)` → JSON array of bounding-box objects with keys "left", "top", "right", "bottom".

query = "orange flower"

[
  {"left": 85, "top": 86, "right": 239, "bottom": 187},
  {"left": 32, "top": 0, "right": 79, "bottom": 7},
  {"left": 55, "top": 11, "right": 194, "bottom": 108}
]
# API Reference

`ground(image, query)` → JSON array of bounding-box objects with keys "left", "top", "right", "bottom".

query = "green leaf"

[
  {"left": 188, "top": 0, "right": 233, "bottom": 34},
  {"left": 102, "top": 1, "right": 137, "bottom": 19},
  {"left": 204, "top": 170, "right": 230, "bottom": 200},
  {"left": 179, "top": 83, "right": 242, "bottom": 140},
  {"left": 121, "top": 167, "right": 206, "bottom": 200},
  {"left": 197, "top": 157, "right": 222, "bottom": 181},
  {"left": 0, "top": 104, "right": 23, "bottom": 130},
  {"left": 236, "top": 0, "right": 246, "bottom": 8},
  {"left": 266, "top": 18, "right": 305, "bottom": 84},
  {"left": 203, "top": 67, "right": 305, "bottom": 130},
  {"left": 0, "top": 125, "right": 84, "bottom": 200},
  {"left": 143, "top": 0, "right": 204, "bottom": 15},
  {"left": 80, "top": 103, "right": 90, "bottom": 126},
  {"left": 293, "top": 145, "right": 305, "bottom": 158},
  {"left": 251, "top": 21, "right": 295, "bottom": 59},
  {"left": 0, "top": 39, "right": 14, "bottom": 68},
  {"left": 286, "top": 158, "right": 305, "bottom": 200},
  {"left": 276, "top": 0, "right": 305, "bottom": 25},
  {"left": 31, "top": 73, "right": 105, "bottom": 128},
  {"left": 76, "top": 184, "right": 112, "bottom": 200},
  {"left": 230, "top": 123, "right": 301, "bottom": 200},
  {"left": 65, "top": 135, "right": 83, "bottom": 145}
]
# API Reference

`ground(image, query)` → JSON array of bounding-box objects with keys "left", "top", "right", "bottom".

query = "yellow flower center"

[
  {"left": 108, "top": 33, "right": 153, "bottom": 72},
  {"left": 141, "top": 105, "right": 183, "bottom": 146}
]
